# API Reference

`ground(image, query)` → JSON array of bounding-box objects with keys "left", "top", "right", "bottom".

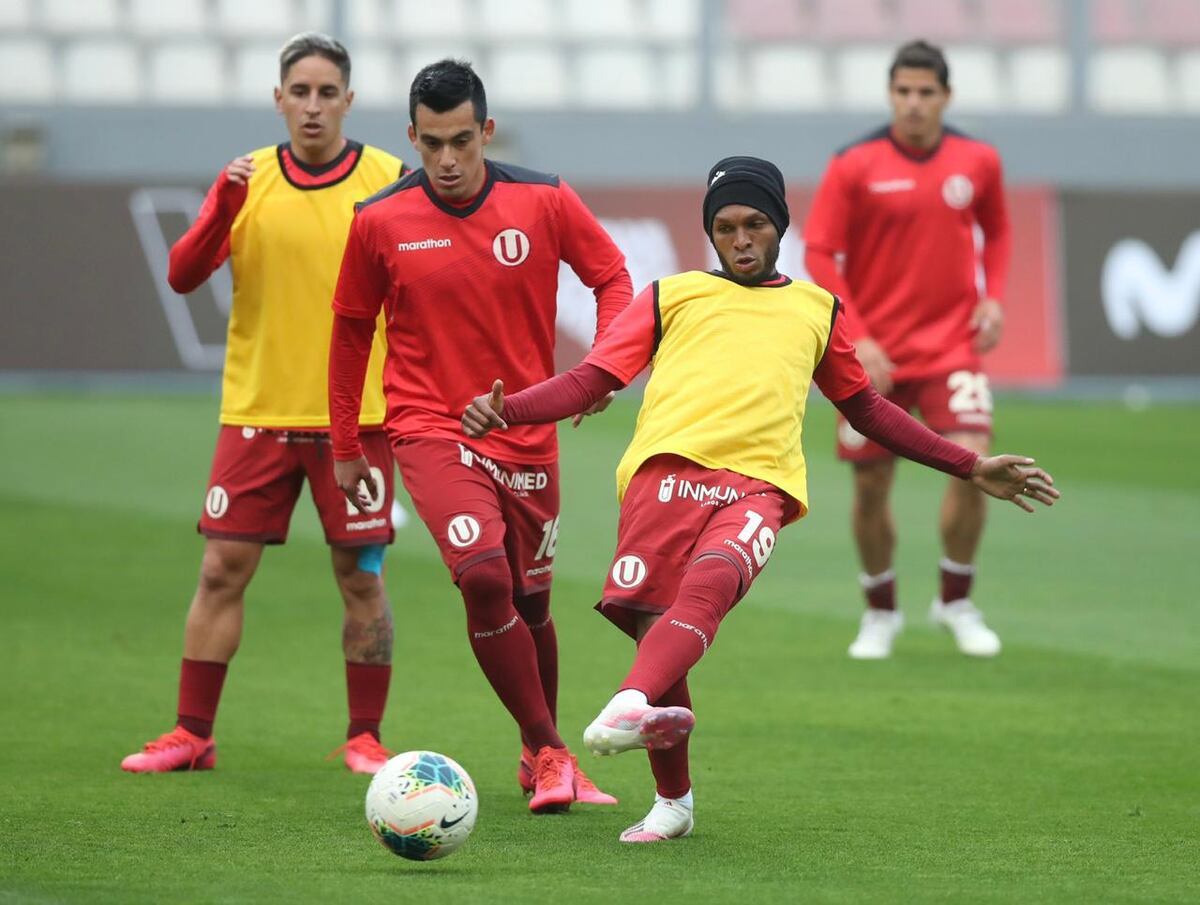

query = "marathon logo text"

[
  {"left": 669, "top": 618, "right": 709, "bottom": 651},
  {"left": 459, "top": 444, "right": 548, "bottom": 494},
  {"left": 397, "top": 238, "right": 452, "bottom": 251},
  {"left": 658, "top": 474, "right": 746, "bottom": 506},
  {"left": 346, "top": 517, "right": 388, "bottom": 532}
]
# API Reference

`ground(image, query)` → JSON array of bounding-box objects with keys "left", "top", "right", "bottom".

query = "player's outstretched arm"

[
  {"left": 969, "top": 455, "right": 1058, "bottom": 512},
  {"left": 461, "top": 365, "right": 626, "bottom": 439}
]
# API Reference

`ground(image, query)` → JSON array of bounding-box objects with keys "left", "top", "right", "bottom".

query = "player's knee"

[
  {"left": 514, "top": 590, "right": 551, "bottom": 628},
  {"left": 197, "top": 544, "right": 256, "bottom": 600},
  {"left": 853, "top": 463, "right": 894, "bottom": 512},
  {"left": 332, "top": 546, "right": 386, "bottom": 603},
  {"left": 458, "top": 556, "right": 513, "bottom": 620}
]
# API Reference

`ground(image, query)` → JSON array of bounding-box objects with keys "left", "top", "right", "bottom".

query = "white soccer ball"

[{"left": 365, "top": 750, "right": 478, "bottom": 861}]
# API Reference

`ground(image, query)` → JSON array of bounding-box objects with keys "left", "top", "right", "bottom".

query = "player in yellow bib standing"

[
  {"left": 121, "top": 34, "right": 406, "bottom": 776},
  {"left": 462, "top": 156, "right": 1059, "bottom": 842}
]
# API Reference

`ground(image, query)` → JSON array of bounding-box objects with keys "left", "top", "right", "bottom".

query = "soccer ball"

[{"left": 365, "top": 750, "right": 478, "bottom": 861}]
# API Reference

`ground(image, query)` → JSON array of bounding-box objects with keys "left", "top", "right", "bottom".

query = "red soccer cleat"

[
  {"left": 328, "top": 732, "right": 394, "bottom": 775},
  {"left": 571, "top": 754, "right": 618, "bottom": 805},
  {"left": 121, "top": 726, "right": 216, "bottom": 773},
  {"left": 518, "top": 745, "right": 536, "bottom": 796},
  {"left": 528, "top": 746, "right": 575, "bottom": 814}
]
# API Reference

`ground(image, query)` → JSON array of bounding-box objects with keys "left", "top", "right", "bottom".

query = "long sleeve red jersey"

[{"left": 803, "top": 126, "right": 1011, "bottom": 382}]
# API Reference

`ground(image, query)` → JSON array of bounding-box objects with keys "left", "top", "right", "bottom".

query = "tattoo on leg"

[{"left": 344, "top": 606, "right": 394, "bottom": 664}]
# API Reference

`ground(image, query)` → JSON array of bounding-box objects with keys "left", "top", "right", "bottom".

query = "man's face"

[
  {"left": 888, "top": 66, "right": 950, "bottom": 146},
  {"left": 274, "top": 54, "right": 352, "bottom": 163},
  {"left": 408, "top": 101, "right": 495, "bottom": 201},
  {"left": 711, "top": 204, "right": 781, "bottom": 286}
]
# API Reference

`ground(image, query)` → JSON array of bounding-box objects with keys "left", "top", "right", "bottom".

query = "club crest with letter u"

[{"left": 492, "top": 228, "right": 530, "bottom": 266}]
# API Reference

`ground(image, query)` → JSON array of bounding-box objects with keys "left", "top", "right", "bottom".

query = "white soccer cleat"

[
  {"left": 619, "top": 796, "right": 695, "bottom": 843},
  {"left": 583, "top": 701, "right": 695, "bottom": 757},
  {"left": 930, "top": 598, "right": 1001, "bottom": 657},
  {"left": 848, "top": 607, "right": 904, "bottom": 659}
]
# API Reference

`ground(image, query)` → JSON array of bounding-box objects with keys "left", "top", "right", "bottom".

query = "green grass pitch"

[{"left": 1, "top": 392, "right": 1197, "bottom": 904}]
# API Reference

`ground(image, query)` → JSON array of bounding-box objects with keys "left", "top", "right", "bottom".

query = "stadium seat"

[
  {"left": 577, "top": 46, "right": 656, "bottom": 109},
  {"left": 563, "top": 0, "right": 637, "bottom": 38},
  {"left": 0, "top": 37, "right": 54, "bottom": 101},
  {"left": 746, "top": 46, "right": 828, "bottom": 111},
  {"left": 346, "top": 0, "right": 387, "bottom": 39},
  {"left": 233, "top": 44, "right": 282, "bottom": 105},
  {"left": 43, "top": 0, "right": 120, "bottom": 33},
  {"left": 1175, "top": 50, "right": 1200, "bottom": 112},
  {"left": 216, "top": 0, "right": 297, "bottom": 38},
  {"left": 488, "top": 46, "right": 568, "bottom": 109},
  {"left": 1090, "top": 0, "right": 1141, "bottom": 43},
  {"left": 61, "top": 39, "right": 139, "bottom": 102},
  {"left": 647, "top": 0, "right": 701, "bottom": 40},
  {"left": 1008, "top": 46, "right": 1070, "bottom": 113},
  {"left": 895, "top": 0, "right": 975, "bottom": 43},
  {"left": 149, "top": 42, "right": 225, "bottom": 105},
  {"left": 403, "top": 43, "right": 479, "bottom": 81},
  {"left": 1144, "top": 0, "right": 1200, "bottom": 46},
  {"left": 660, "top": 48, "right": 699, "bottom": 107},
  {"left": 479, "top": 0, "right": 556, "bottom": 40},
  {"left": 128, "top": 0, "right": 207, "bottom": 36},
  {"left": 0, "top": 0, "right": 32, "bottom": 30},
  {"left": 723, "top": 0, "right": 810, "bottom": 40},
  {"left": 394, "top": 0, "right": 471, "bottom": 38},
  {"left": 1088, "top": 47, "right": 1172, "bottom": 113},
  {"left": 347, "top": 45, "right": 397, "bottom": 107},
  {"left": 814, "top": 0, "right": 893, "bottom": 41},
  {"left": 980, "top": 0, "right": 1062, "bottom": 43},
  {"left": 833, "top": 45, "right": 892, "bottom": 112},
  {"left": 943, "top": 45, "right": 1002, "bottom": 111}
]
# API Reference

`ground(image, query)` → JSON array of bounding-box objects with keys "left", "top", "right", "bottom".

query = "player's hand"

[
  {"left": 571, "top": 390, "right": 616, "bottom": 428},
  {"left": 462, "top": 379, "right": 508, "bottom": 439},
  {"left": 969, "top": 455, "right": 1059, "bottom": 512},
  {"left": 224, "top": 155, "right": 256, "bottom": 186},
  {"left": 334, "top": 455, "right": 380, "bottom": 515},
  {"left": 972, "top": 298, "right": 1004, "bottom": 353},
  {"left": 854, "top": 337, "right": 896, "bottom": 395}
]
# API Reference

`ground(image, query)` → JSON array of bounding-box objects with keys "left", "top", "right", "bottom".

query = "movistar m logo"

[
  {"left": 397, "top": 238, "right": 452, "bottom": 251},
  {"left": 1102, "top": 232, "right": 1200, "bottom": 339}
]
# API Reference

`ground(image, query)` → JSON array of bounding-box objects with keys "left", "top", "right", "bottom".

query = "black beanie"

[{"left": 702, "top": 156, "right": 789, "bottom": 239}]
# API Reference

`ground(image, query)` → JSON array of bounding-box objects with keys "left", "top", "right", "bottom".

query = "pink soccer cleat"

[
  {"left": 571, "top": 755, "right": 617, "bottom": 805},
  {"left": 528, "top": 746, "right": 575, "bottom": 814},
  {"left": 518, "top": 745, "right": 535, "bottom": 796},
  {"left": 583, "top": 704, "right": 695, "bottom": 756},
  {"left": 121, "top": 726, "right": 216, "bottom": 773},
  {"left": 329, "top": 732, "right": 394, "bottom": 775}
]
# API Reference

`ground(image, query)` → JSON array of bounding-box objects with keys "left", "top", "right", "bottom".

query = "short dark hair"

[
  {"left": 279, "top": 32, "right": 351, "bottom": 85},
  {"left": 889, "top": 39, "right": 949, "bottom": 89},
  {"left": 409, "top": 58, "right": 487, "bottom": 126}
]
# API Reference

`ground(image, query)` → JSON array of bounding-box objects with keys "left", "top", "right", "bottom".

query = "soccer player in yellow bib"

[
  {"left": 121, "top": 34, "right": 406, "bottom": 776},
  {"left": 462, "top": 156, "right": 1059, "bottom": 842}
]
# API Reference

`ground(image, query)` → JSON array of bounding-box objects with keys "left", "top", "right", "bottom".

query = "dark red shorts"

[
  {"left": 599, "top": 455, "right": 794, "bottom": 638},
  {"left": 198, "top": 426, "right": 395, "bottom": 546},
  {"left": 837, "top": 369, "right": 994, "bottom": 462},
  {"left": 393, "top": 438, "right": 559, "bottom": 595}
]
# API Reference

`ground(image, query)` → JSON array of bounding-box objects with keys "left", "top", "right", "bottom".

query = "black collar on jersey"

[
  {"left": 277, "top": 139, "right": 363, "bottom": 190},
  {"left": 885, "top": 126, "right": 962, "bottom": 163},
  {"left": 418, "top": 159, "right": 497, "bottom": 218},
  {"left": 708, "top": 269, "right": 792, "bottom": 288}
]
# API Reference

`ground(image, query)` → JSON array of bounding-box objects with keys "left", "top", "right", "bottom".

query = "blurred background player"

[
  {"left": 121, "top": 33, "right": 406, "bottom": 776},
  {"left": 328, "top": 59, "right": 632, "bottom": 812},
  {"left": 462, "top": 156, "right": 1056, "bottom": 842},
  {"left": 803, "top": 40, "right": 1013, "bottom": 660}
]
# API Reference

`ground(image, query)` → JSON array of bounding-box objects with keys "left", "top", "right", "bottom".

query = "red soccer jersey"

[
  {"left": 331, "top": 160, "right": 631, "bottom": 464},
  {"left": 803, "top": 126, "right": 1011, "bottom": 382}
]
